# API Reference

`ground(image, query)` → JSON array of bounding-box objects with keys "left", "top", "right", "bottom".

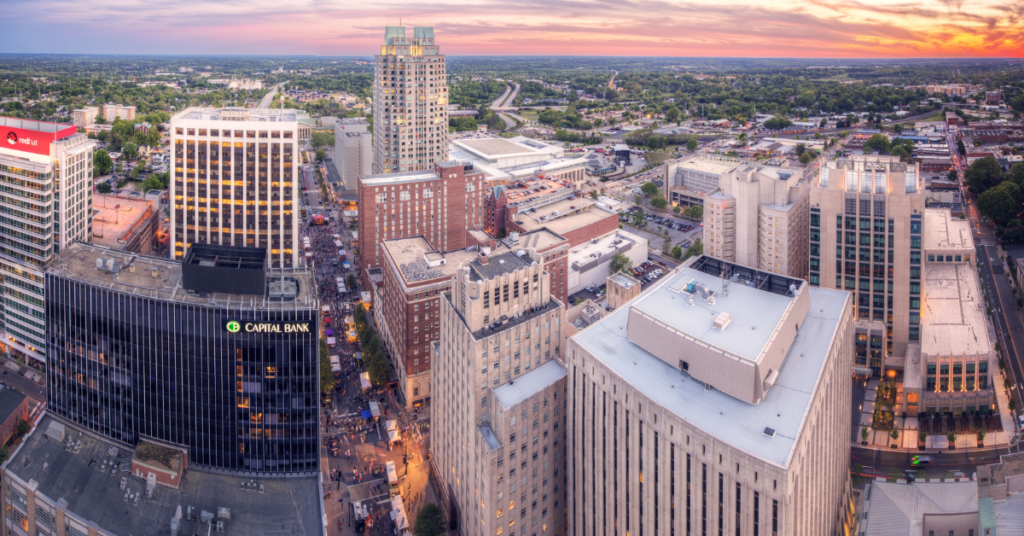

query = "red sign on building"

[{"left": 0, "top": 123, "right": 77, "bottom": 157}]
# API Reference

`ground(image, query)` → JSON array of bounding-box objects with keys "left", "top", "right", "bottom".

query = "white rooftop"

[
  {"left": 863, "top": 481, "right": 978, "bottom": 536},
  {"left": 572, "top": 267, "right": 849, "bottom": 468},
  {"left": 924, "top": 208, "right": 973, "bottom": 251},
  {"left": 493, "top": 359, "right": 567, "bottom": 409},
  {"left": 921, "top": 263, "right": 990, "bottom": 357}
]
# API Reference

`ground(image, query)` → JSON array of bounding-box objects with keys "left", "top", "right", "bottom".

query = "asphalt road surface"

[
  {"left": 0, "top": 367, "right": 44, "bottom": 403},
  {"left": 258, "top": 82, "right": 288, "bottom": 109}
]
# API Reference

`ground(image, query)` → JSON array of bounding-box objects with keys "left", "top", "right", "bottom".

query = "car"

[{"left": 911, "top": 456, "right": 932, "bottom": 466}]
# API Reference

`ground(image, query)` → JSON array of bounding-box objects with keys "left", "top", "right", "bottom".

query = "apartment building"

[
  {"left": 0, "top": 117, "right": 94, "bottom": 363},
  {"left": 373, "top": 26, "right": 449, "bottom": 174},
  {"left": 903, "top": 209, "right": 994, "bottom": 416},
  {"left": 72, "top": 106, "right": 99, "bottom": 129},
  {"left": 566, "top": 256, "right": 854, "bottom": 536},
  {"left": 169, "top": 107, "right": 300, "bottom": 267},
  {"left": 334, "top": 117, "right": 372, "bottom": 191},
  {"left": 810, "top": 154, "right": 924, "bottom": 376},
  {"left": 357, "top": 161, "right": 485, "bottom": 284},
  {"left": 431, "top": 247, "right": 567, "bottom": 536},
  {"left": 101, "top": 103, "right": 136, "bottom": 122},
  {"left": 703, "top": 162, "right": 809, "bottom": 277}
]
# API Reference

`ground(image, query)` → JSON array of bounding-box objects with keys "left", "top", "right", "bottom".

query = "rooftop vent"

[
  {"left": 763, "top": 427, "right": 776, "bottom": 438},
  {"left": 713, "top": 312, "right": 731, "bottom": 330}
]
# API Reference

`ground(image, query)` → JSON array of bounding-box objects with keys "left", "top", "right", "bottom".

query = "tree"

[
  {"left": 946, "top": 431, "right": 957, "bottom": 444},
  {"left": 662, "top": 236, "right": 672, "bottom": 253},
  {"left": 763, "top": 117, "right": 793, "bottom": 130},
  {"left": 686, "top": 137, "right": 699, "bottom": 152},
  {"left": 310, "top": 130, "right": 335, "bottom": 149},
  {"left": 957, "top": 138, "right": 967, "bottom": 155},
  {"left": 864, "top": 133, "right": 890, "bottom": 154},
  {"left": 977, "top": 185, "right": 1018, "bottom": 225},
  {"left": 651, "top": 196, "right": 667, "bottom": 209},
  {"left": 683, "top": 205, "right": 703, "bottom": 219},
  {"left": 861, "top": 427, "right": 869, "bottom": 442},
  {"left": 0, "top": 447, "right": 7, "bottom": 465},
  {"left": 966, "top": 156, "right": 1005, "bottom": 194},
  {"left": 890, "top": 428, "right": 900, "bottom": 442},
  {"left": 641, "top": 182, "right": 659, "bottom": 197},
  {"left": 918, "top": 430, "right": 927, "bottom": 444},
  {"left": 947, "top": 169, "right": 959, "bottom": 182},
  {"left": 590, "top": 190, "right": 599, "bottom": 200},
  {"left": 16, "top": 419, "right": 30, "bottom": 438},
  {"left": 319, "top": 338, "right": 334, "bottom": 395},
  {"left": 315, "top": 149, "right": 327, "bottom": 162},
  {"left": 631, "top": 208, "right": 645, "bottom": 227},
  {"left": 977, "top": 428, "right": 987, "bottom": 443},
  {"left": 347, "top": 274, "right": 357, "bottom": 289},
  {"left": 122, "top": 142, "right": 138, "bottom": 161},
  {"left": 140, "top": 176, "right": 164, "bottom": 192},
  {"left": 671, "top": 245, "right": 683, "bottom": 259},
  {"left": 1009, "top": 163, "right": 1024, "bottom": 187},
  {"left": 683, "top": 238, "right": 703, "bottom": 260},
  {"left": 93, "top": 149, "right": 113, "bottom": 176},
  {"left": 799, "top": 152, "right": 814, "bottom": 165},
  {"left": 609, "top": 252, "right": 633, "bottom": 275},
  {"left": 414, "top": 503, "right": 446, "bottom": 536},
  {"left": 795, "top": 143, "right": 806, "bottom": 157},
  {"left": 634, "top": 195, "right": 643, "bottom": 206},
  {"left": 96, "top": 182, "right": 112, "bottom": 194}
]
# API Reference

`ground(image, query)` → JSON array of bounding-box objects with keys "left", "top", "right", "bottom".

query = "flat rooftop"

[
  {"left": 360, "top": 168, "right": 436, "bottom": 187},
  {"left": 5, "top": 416, "right": 321, "bottom": 536},
  {"left": 493, "top": 359, "right": 567, "bottom": 409},
  {"left": 921, "top": 262, "right": 989, "bottom": 357},
  {"left": 572, "top": 267, "right": 848, "bottom": 468},
  {"left": 513, "top": 199, "right": 612, "bottom": 235},
  {"left": 609, "top": 272, "right": 639, "bottom": 289},
  {"left": 569, "top": 230, "right": 641, "bottom": 271},
  {"left": 382, "top": 237, "right": 478, "bottom": 286},
  {"left": 460, "top": 138, "right": 534, "bottom": 157},
  {"left": 455, "top": 136, "right": 562, "bottom": 160},
  {"left": 47, "top": 242, "right": 316, "bottom": 311},
  {"left": 0, "top": 116, "right": 77, "bottom": 135},
  {"left": 504, "top": 178, "right": 573, "bottom": 206},
  {"left": 174, "top": 107, "right": 297, "bottom": 123},
  {"left": 92, "top": 195, "right": 154, "bottom": 249},
  {"left": 674, "top": 155, "right": 743, "bottom": 175},
  {"left": 924, "top": 208, "right": 973, "bottom": 251}
]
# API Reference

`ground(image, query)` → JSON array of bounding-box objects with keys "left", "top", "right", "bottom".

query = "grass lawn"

[
  {"left": 646, "top": 152, "right": 675, "bottom": 165},
  {"left": 920, "top": 111, "right": 946, "bottom": 122},
  {"left": 519, "top": 110, "right": 539, "bottom": 121}
]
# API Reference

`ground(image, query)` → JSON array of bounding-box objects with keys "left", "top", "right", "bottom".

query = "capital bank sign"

[{"left": 224, "top": 320, "right": 313, "bottom": 334}]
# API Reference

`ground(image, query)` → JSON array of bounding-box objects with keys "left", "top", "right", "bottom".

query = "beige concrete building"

[
  {"left": 169, "top": 107, "right": 299, "bottom": 267},
  {"left": 334, "top": 117, "right": 372, "bottom": 192},
  {"left": 903, "top": 209, "right": 993, "bottom": 416},
  {"left": 72, "top": 107, "right": 98, "bottom": 129},
  {"left": 810, "top": 154, "right": 924, "bottom": 376},
  {"left": 605, "top": 272, "right": 640, "bottom": 309},
  {"left": 566, "top": 256, "right": 854, "bottom": 536},
  {"left": 431, "top": 246, "right": 568, "bottom": 536},
  {"left": 666, "top": 154, "right": 741, "bottom": 206},
  {"left": 703, "top": 162, "right": 809, "bottom": 277},
  {"left": 373, "top": 26, "right": 449, "bottom": 174},
  {"left": 101, "top": 104, "right": 136, "bottom": 122}
]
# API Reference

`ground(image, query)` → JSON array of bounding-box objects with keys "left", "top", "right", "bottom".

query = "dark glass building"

[{"left": 45, "top": 243, "right": 320, "bottom": 476}]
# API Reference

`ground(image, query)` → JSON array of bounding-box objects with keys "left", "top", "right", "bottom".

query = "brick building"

[
  {"left": 0, "top": 385, "right": 28, "bottom": 446},
  {"left": 357, "top": 161, "right": 486, "bottom": 287}
]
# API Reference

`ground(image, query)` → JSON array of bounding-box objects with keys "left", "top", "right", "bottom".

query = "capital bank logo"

[
  {"left": 6, "top": 132, "right": 16, "bottom": 145},
  {"left": 226, "top": 321, "right": 241, "bottom": 333}
]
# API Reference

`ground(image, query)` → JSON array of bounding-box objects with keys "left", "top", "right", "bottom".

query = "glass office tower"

[{"left": 45, "top": 243, "right": 320, "bottom": 476}]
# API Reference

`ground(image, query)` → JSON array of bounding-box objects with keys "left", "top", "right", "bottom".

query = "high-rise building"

[
  {"left": 334, "top": 117, "right": 372, "bottom": 192},
  {"left": 372, "top": 26, "right": 448, "bottom": 175},
  {"left": 101, "top": 103, "right": 136, "bottom": 122},
  {"left": 169, "top": 107, "right": 299, "bottom": 267},
  {"left": 0, "top": 117, "right": 94, "bottom": 363},
  {"left": 810, "top": 154, "right": 923, "bottom": 376},
  {"left": 431, "top": 246, "right": 567, "bottom": 536},
  {"left": 45, "top": 243, "right": 320, "bottom": 476},
  {"left": 72, "top": 106, "right": 99, "bottom": 128},
  {"left": 703, "top": 162, "right": 809, "bottom": 277},
  {"left": 666, "top": 154, "right": 743, "bottom": 206},
  {"left": 357, "top": 161, "right": 485, "bottom": 284},
  {"left": 566, "top": 256, "right": 854, "bottom": 536}
]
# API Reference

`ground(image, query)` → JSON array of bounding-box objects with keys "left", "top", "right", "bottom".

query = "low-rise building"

[
  {"left": 72, "top": 106, "right": 99, "bottom": 128},
  {"left": 566, "top": 229, "right": 646, "bottom": 295},
  {"left": 92, "top": 194, "right": 160, "bottom": 253},
  {"left": 101, "top": 104, "right": 136, "bottom": 122},
  {"left": 605, "top": 271, "right": 640, "bottom": 309},
  {"left": 0, "top": 384, "right": 28, "bottom": 446}
]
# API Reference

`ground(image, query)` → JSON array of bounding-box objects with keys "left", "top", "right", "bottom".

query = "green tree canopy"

[
  {"left": 651, "top": 196, "right": 668, "bottom": 209},
  {"left": 641, "top": 182, "right": 659, "bottom": 197},
  {"left": 683, "top": 238, "right": 704, "bottom": 260},
  {"left": 122, "top": 142, "right": 138, "bottom": 161},
  {"left": 977, "top": 185, "right": 1019, "bottom": 225},
  {"left": 319, "top": 338, "right": 334, "bottom": 395},
  {"left": 310, "top": 130, "right": 335, "bottom": 148},
  {"left": 414, "top": 504, "right": 446, "bottom": 536},
  {"left": 609, "top": 252, "right": 633, "bottom": 275},
  {"left": 966, "top": 156, "right": 1004, "bottom": 194},
  {"left": 315, "top": 149, "right": 327, "bottom": 162},
  {"left": 763, "top": 117, "right": 793, "bottom": 130},
  {"left": 686, "top": 137, "right": 699, "bottom": 151},
  {"left": 93, "top": 149, "right": 113, "bottom": 176},
  {"left": 96, "top": 182, "right": 112, "bottom": 194}
]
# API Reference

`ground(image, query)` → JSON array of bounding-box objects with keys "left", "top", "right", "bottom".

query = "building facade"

[
  {"left": 357, "top": 161, "right": 485, "bottom": 284},
  {"left": 334, "top": 117, "right": 372, "bottom": 192},
  {"left": 72, "top": 107, "right": 99, "bottom": 129},
  {"left": 45, "top": 243, "right": 320, "bottom": 476},
  {"left": 666, "top": 155, "right": 742, "bottom": 206},
  {"left": 0, "top": 117, "right": 94, "bottom": 363},
  {"left": 566, "top": 256, "right": 854, "bottom": 536},
  {"left": 810, "top": 154, "right": 924, "bottom": 376},
  {"left": 431, "top": 247, "right": 568, "bottom": 536},
  {"left": 703, "top": 163, "right": 809, "bottom": 277},
  {"left": 169, "top": 107, "right": 299, "bottom": 267},
  {"left": 372, "top": 26, "right": 449, "bottom": 175},
  {"left": 101, "top": 104, "right": 136, "bottom": 123}
]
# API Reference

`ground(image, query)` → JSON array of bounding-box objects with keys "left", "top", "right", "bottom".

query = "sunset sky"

[{"left": 2, "top": 0, "right": 1023, "bottom": 57}]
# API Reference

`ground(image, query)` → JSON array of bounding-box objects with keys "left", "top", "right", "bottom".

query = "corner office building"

[
  {"left": 0, "top": 117, "right": 94, "bottom": 364},
  {"left": 373, "top": 26, "right": 449, "bottom": 174},
  {"left": 566, "top": 257, "right": 854, "bottom": 536},
  {"left": 45, "top": 243, "right": 320, "bottom": 476},
  {"left": 170, "top": 107, "right": 299, "bottom": 267}
]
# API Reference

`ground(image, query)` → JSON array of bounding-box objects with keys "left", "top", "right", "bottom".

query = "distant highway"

[
  {"left": 491, "top": 84, "right": 512, "bottom": 109},
  {"left": 258, "top": 82, "right": 288, "bottom": 109},
  {"left": 493, "top": 83, "right": 521, "bottom": 111}
]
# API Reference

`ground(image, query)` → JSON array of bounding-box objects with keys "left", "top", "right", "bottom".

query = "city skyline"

[{"left": 2, "top": 0, "right": 1023, "bottom": 57}]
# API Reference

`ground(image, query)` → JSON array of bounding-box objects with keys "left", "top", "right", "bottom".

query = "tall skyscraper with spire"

[{"left": 372, "top": 26, "right": 449, "bottom": 175}]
